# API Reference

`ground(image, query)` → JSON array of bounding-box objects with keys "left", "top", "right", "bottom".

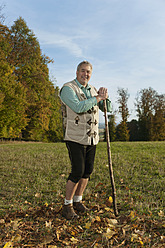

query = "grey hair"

[{"left": 77, "top": 61, "right": 93, "bottom": 71}]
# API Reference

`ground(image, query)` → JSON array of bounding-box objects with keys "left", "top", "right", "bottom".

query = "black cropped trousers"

[{"left": 65, "top": 141, "right": 96, "bottom": 183}]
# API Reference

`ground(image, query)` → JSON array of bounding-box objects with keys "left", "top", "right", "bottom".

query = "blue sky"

[{"left": 2, "top": 0, "right": 165, "bottom": 122}]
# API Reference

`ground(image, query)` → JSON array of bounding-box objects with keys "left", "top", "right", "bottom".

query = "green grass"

[
  {"left": 0, "top": 142, "right": 70, "bottom": 213},
  {"left": 94, "top": 142, "right": 165, "bottom": 214},
  {"left": 0, "top": 141, "right": 165, "bottom": 247}
]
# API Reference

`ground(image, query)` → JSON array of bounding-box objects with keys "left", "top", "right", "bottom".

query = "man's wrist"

[{"left": 96, "top": 95, "right": 102, "bottom": 103}]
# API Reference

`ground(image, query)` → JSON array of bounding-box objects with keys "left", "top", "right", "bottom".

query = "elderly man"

[{"left": 60, "top": 61, "right": 111, "bottom": 220}]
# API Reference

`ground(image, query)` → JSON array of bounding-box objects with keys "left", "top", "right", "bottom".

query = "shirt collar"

[{"left": 75, "top": 78, "right": 91, "bottom": 90}]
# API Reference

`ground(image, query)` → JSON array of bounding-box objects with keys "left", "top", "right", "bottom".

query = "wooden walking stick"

[{"left": 103, "top": 100, "right": 118, "bottom": 216}]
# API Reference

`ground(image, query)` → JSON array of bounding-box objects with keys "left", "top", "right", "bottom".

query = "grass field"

[{"left": 0, "top": 141, "right": 165, "bottom": 247}]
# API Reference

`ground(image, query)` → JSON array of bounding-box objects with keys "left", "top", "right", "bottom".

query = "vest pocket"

[{"left": 66, "top": 120, "right": 86, "bottom": 141}]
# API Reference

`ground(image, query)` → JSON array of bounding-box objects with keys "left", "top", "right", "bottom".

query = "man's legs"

[
  {"left": 65, "top": 180, "right": 78, "bottom": 200},
  {"left": 62, "top": 180, "right": 79, "bottom": 220},
  {"left": 65, "top": 178, "right": 88, "bottom": 200},
  {"left": 62, "top": 178, "right": 89, "bottom": 219},
  {"left": 62, "top": 141, "right": 96, "bottom": 219},
  {"left": 75, "top": 178, "right": 88, "bottom": 196},
  {"left": 73, "top": 178, "right": 89, "bottom": 213}
]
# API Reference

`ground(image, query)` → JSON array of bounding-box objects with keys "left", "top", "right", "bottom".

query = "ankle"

[
  {"left": 73, "top": 195, "right": 82, "bottom": 203},
  {"left": 64, "top": 199, "right": 73, "bottom": 205}
]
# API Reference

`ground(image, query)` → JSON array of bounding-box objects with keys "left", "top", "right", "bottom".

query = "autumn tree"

[
  {"left": 127, "top": 119, "right": 139, "bottom": 141},
  {"left": 0, "top": 23, "right": 27, "bottom": 138},
  {"left": 108, "top": 113, "right": 116, "bottom": 142},
  {"left": 152, "top": 94, "right": 165, "bottom": 141},
  {"left": 46, "top": 86, "right": 63, "bottom": 142},
  {"left": 116, "top": 88, "right": 130, "bottom": 141},
  {"left": 8, "top": 17, "right": 63, "bottom": 141},
  {"left": 0, "top": 16, "right": 63, "bottom": 141},
  {"left": 135, "top": 87, "right": 162, "bottom": 141}
]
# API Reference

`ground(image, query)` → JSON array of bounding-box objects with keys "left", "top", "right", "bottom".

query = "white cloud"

[{"left": 36, "top": 31, "right": 83, "bottom": 57}]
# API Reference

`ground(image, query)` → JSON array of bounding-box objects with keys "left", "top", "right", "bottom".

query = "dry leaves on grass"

[{"left": 0, "top": 189, "right": 165, "bottom": 247}]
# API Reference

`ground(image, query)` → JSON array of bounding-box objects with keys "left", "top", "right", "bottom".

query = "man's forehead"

[{"left": 79, "top": 65, "right": 92, "bottom": 71}]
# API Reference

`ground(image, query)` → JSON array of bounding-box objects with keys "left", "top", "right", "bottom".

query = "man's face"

[{"left": 76, "top": 64, "right": 92, "bottom": 86}]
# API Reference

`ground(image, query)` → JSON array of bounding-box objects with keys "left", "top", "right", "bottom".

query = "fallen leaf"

[
  {"left": 0, "top": 219, "right": 5, "bottom": 224},
  {"left": 3, "top": 242, "right": 13, "bottom": 248},
  {"left": 70, "top": 237, "right": 79, "bottom": 243},
  {"left": 62, "top": 240, "right": 70, "bottom": 245},
  {"left": 95, "top": 216, "right": 101, "bottom": 222},
  {"left": 104, "top": 207, "right": 111, "bottom": 211},
  {"left": 131, "top": 233, "right": 138, "bottom": 242},
  {"left": 56, "top": 230, "right": 60, "bottom": 241},
  {"left": 97, "top": 209, "right": 104, "bottom": 214},
  {"left": 45, "top": 220, "right": 52, "bottom": 228},
  {"left": 123, "top": 225, "right": 131, "bottom": 231},
  {"left": 11, "top": 234, "right": 21, "bottom": 242},
  {"left": 35, "top": 192, "right": 41, "bottom": 198},
  {"left": 139, "top": 240, "right": 144, "bottom": 245},
  {"left": 119, "top": 240, "right": 126, "bottom": 246},
  {"left": 120, "top": 178, "right": 124, "bottom": 183},
  {"left": 95, "top": 182, "right": 103, "bottom": 188},
  {"left": 63, "top": 224, "right": 67, "bottom": 230},
  {"left": 85, "top": 222, "right": 91, "bottom": 229},
  {"left": 134, "top": 229, "right": 145, "bottom": 236},
  {"left": 129, "top": 211, "right": 135, "bottom": 219},
  {"left": 158, "top": 210, "right": 164, "bottom": 217},
  {"left": 103, "top": 228, "right": 116, "bottom": 239},
  {"left": 77, "top": 225, "right": 83, "bottom": 231},
  {"left": 108, "top": 218, "right": 118, "bottom": 225},
  {"left": 94, "top": 243, "right": 100, "bottom": 247},
  {"left": 160, "top": 236, "right": 165, "bottom": 242},
  {"left": 108, "top": 196, "right": 113, "bottom": 203}
]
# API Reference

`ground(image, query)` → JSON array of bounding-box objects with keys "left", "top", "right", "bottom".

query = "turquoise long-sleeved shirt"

[{"left": 60, "top": 79, "right": 112, "bottom": 113}]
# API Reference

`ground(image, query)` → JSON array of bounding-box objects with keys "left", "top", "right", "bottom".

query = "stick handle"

[{"left": 103, "top": 100, "right": 118, "bottom": 216}]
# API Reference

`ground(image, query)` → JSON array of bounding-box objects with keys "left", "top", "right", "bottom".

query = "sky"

[{"left": 2, "top": 0, "right": 165, "bottom": 122}]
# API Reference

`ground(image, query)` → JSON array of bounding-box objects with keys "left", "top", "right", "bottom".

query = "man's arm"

[{"left": 60, "top": 86, "right": 98, "bottom": 113}]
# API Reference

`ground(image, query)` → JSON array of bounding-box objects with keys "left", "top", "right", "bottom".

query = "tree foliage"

[
  {"left": 127, "top": 119, "right": 139, "bottom": 141},
  {"left": 108, "top": 113, "right": 116, "bottom": 142},
  {"left": 152, "top": 94, "right": 165, "bottom": 140},
  {"left": 109, "top": 87, "right": 164, "bottom": 142},
  {"left": 0, "top": 17, "right": 63, "bottom": 141},
  {"left": 116, "top": 88, "right": 130, "bottom": 141},
  {"left": 135, "top": 87, "right": 165, "bottom": 141},
  {"left": 0, "top": 23, "right": 27, "bottom": 138}
]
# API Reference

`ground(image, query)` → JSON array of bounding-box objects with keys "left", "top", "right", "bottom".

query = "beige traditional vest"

[{"left": 60, "top": 80, "right": 99, "bottom": 145}]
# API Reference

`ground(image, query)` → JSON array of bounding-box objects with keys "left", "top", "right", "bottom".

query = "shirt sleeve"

[
  {"left": 60, "top": 86, "right": 98, "bottom": 113},
  {"left": 99, "top": 98, "right": 112, "bottom": 113}
]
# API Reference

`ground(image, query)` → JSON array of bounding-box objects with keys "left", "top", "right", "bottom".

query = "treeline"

[
  {"left": 0, "top": 16, "right": 63, "bottom": 142},
  {"left": 108, "top": 88, "right": 165, "bottom": 141}
]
